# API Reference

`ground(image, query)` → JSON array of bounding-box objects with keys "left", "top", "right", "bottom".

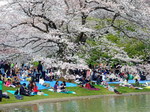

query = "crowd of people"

[{"left": 0, "top": 60, "right": 147, "bottom": 101}]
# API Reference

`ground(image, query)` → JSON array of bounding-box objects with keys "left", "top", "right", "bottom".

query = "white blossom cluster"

[{"left": 0, "top": 0, "right": 149, "bottom": 69}]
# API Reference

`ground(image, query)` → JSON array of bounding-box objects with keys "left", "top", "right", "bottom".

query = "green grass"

[{"left": 1, "top": 84, "right": 150, "bottom": 104}]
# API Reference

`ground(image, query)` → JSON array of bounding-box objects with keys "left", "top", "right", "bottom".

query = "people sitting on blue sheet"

[
  {"left": 53, "top": 81, "right": 67, "bottom": 92},
  {"left": 0, "top": 59, "right": 149, "bottom": 99},
  {"left": 27, "top": 81, "right": 34, "bottom": 92},
  {"left": 15, "top": 83, "right": 31, "bottom": 96},
  {"left": 32, "top": 82, "right": 39, "bottom": 94},
  {"left": 60, "top": 81, "right": 67, "bottom": 92},
  {"left": 53, "top": 81, "right": 61, "bottom": 92}
]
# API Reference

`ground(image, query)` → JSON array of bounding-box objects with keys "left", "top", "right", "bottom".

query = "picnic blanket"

[
  {"left": 48, "top": 89, "right": 76, "bottom": 94},
  {"left": 7, "top": 90, "right": 49, "bottom": 96},
  {"left": 20, "top": 81, "right": 77, "bottom": 90}
]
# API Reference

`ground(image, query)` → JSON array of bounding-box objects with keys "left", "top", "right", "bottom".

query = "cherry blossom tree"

[{"left": 0, "top": 0, "right": 149, "bottom": 69}]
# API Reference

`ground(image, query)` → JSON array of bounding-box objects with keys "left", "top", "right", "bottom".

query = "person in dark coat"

[
  {"left": 20, "top": 83, "right": 31, "bottom": 96},
  {"left": 37, "top": 61, "right": 43, "bottom": 74}
]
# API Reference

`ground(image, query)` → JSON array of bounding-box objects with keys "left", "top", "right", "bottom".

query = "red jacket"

[{"left": 33, "top": 86, "right": 38, "bottom": 92}]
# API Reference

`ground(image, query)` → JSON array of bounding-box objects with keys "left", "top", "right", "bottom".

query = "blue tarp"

[
  {"left": 20, "top": 81, "right": 77, "bottom": 90},
  {"left": 7, "top": 90, "right": 49, "bottom": 96}
]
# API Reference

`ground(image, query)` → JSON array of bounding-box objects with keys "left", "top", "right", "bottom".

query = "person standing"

[
  {"left": 37, "top": 61, "right": 43, "bottom": 74},
  {"left": 37, "top": 61, "right": 43, "bottom": 82}
]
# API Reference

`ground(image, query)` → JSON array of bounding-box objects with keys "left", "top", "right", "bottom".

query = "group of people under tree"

[{"left": 0, "top": 59, "right": 149, "bottom": 101}]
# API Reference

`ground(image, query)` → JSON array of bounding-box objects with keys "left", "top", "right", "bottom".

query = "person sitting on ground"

[
  {"left": 4, "top": 79, "right": 15, "bottom": 88},
  {"left": 39, "top": 77, "right": 50, "bottom": 87},
  {"left": 19, "top": 83, "right": 31, "bottom": 96},
  {"left": 53, "top": 81, "right": 61, "bottom": 92},
  {"left": 60, "top": 81, "right": 67, "bottom": 92},
  {"left": 32, "top": 82, "right": 39, "bottom": 93},
  {"left": 27, "top": 81, "right": 34, "bottom": 93}
]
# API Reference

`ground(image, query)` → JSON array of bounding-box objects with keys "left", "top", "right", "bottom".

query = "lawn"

[{"left": 0, "top": 84, "right": 150, "bottom": 104}]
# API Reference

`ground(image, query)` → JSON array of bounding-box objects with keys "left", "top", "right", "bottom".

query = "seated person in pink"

[{"left": 5, "top": 79, "right": 15, "bottom": 88}]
